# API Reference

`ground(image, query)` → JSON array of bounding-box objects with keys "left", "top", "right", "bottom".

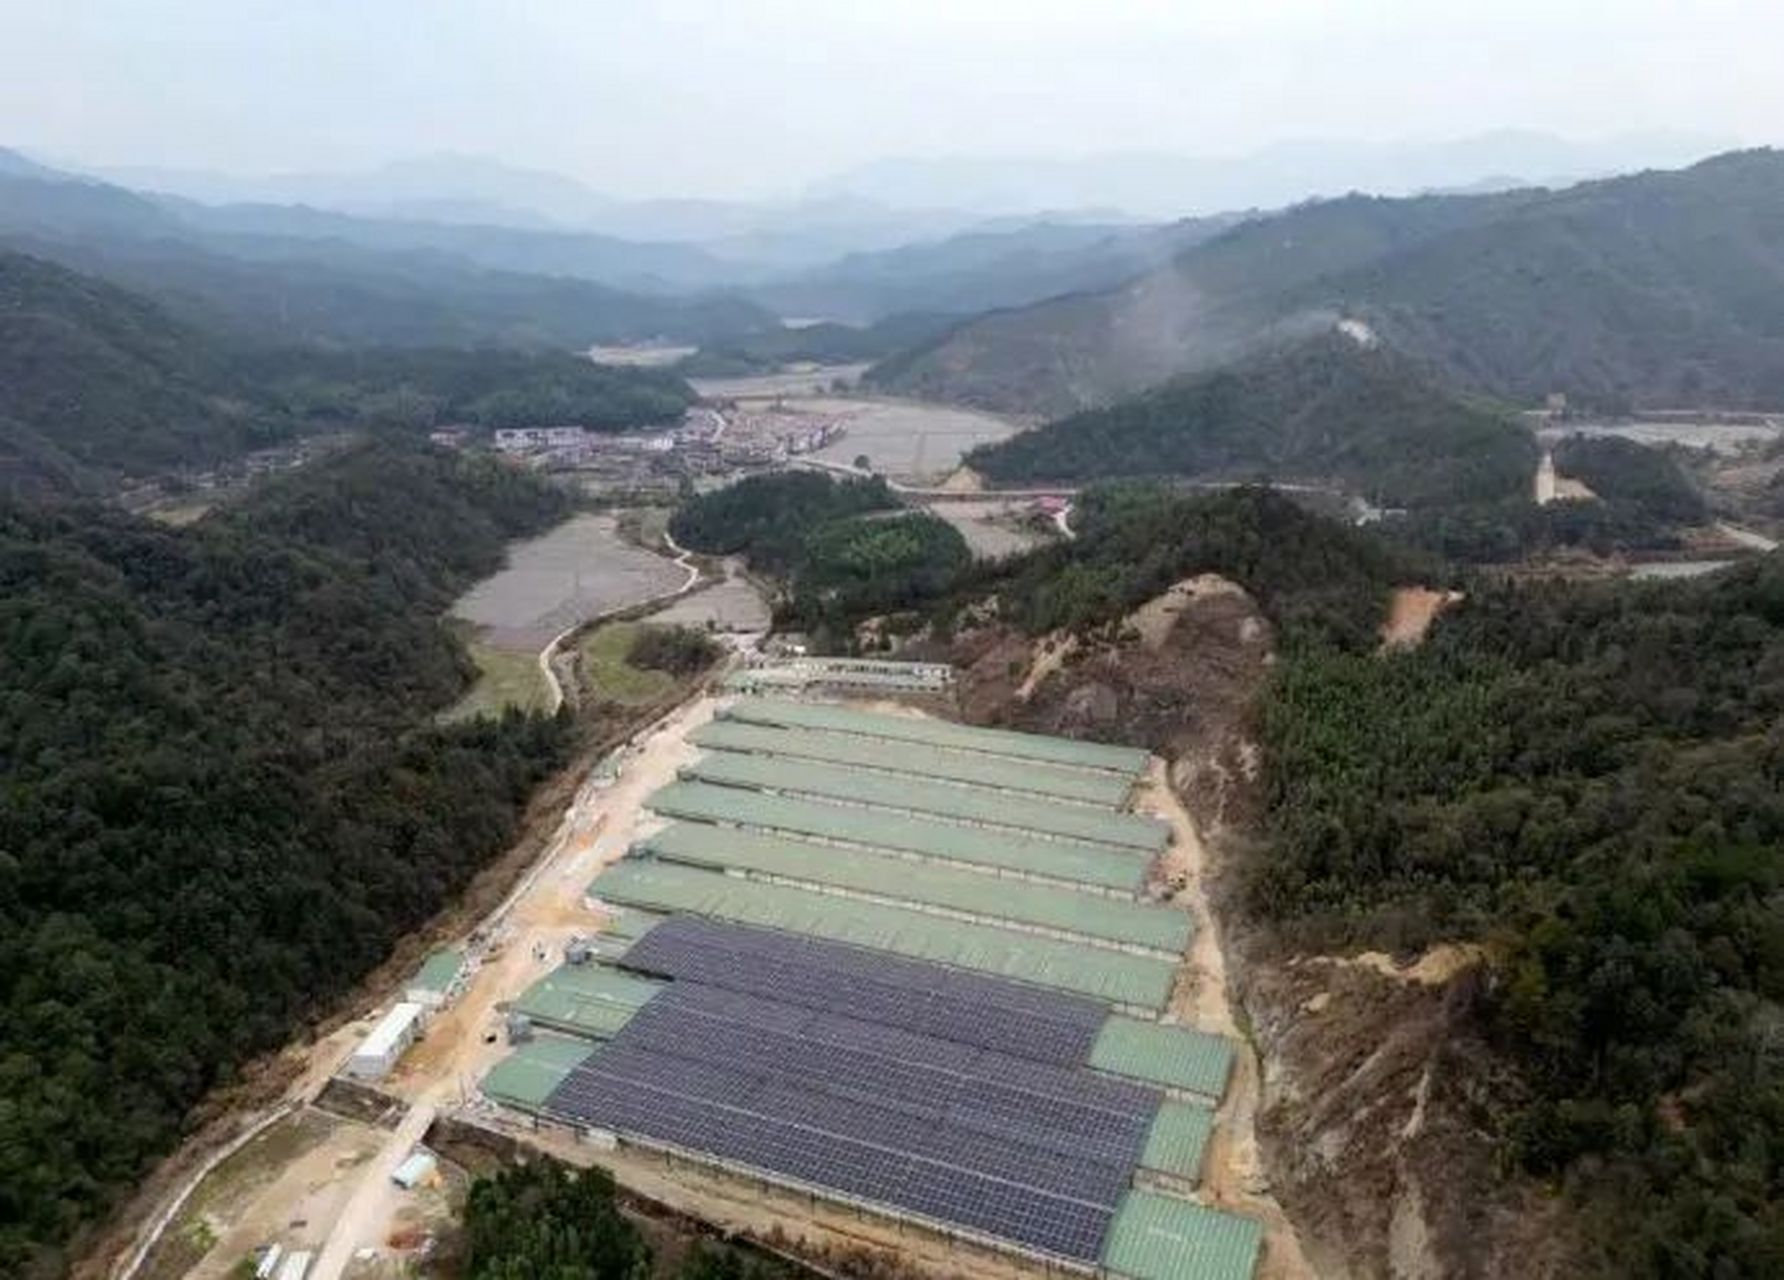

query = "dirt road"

[
  {"left": 307, "top": 1101, "right": 436, "bottom": 1280},
  {"left": 1144, "top": 763, "right": 1315, "bottom": 1280}
]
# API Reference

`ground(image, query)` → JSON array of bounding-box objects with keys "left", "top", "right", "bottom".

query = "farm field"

[
  {"left": 924, "top": 498, "right": 1053, "bottom": 559},
  {"left": 800, "top": 396, "right": 1020, "bottom": 482},
  {"left": 648, "top": 561, "right": 772, "bottom": 633},
  {"left": 450, "top": 513, "right": 689, "bottom": 652}
]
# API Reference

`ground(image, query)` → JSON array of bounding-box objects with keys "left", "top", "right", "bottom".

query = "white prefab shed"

[{"left": 346, "top": 1002, "right": 425, "bottom": 1080}]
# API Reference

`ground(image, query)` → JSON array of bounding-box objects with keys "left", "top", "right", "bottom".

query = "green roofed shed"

[
  {"left": 693, "top": 720, "right": 1135, "bottom": 808},
  {"left": 1090, "top": 1016, "right": 1235, "bottom": 1101},
  {"left": 646, "top": 781, "right": 1148, "bottom": 894},
  {"left": 722, "top": 697, "right": 1150, "bottom": 775},
  {"left": 1101, "top": 1192, "right": 1262, "bottom": 1280},
  {"left": 410, "top": 949, "right": 465, "bottom": 995},
  {"left": 640, "top": 822, "right": 1189, "bottom": 956},
  {"left": 481, "top": 1035, "right": 595, "bottom": 1112},
  {"left": 1139, "top": 1101, "right": 1215, "bottom": 1187},
  {"left": 590, "top": 859, "right": 1176, "bottom": 1011},
  {"left": 509, "top": 964, "right": 663, "bottom": 1039},
  {"left": 681, "top": 746, "right": 1166, "bottom": 850}
]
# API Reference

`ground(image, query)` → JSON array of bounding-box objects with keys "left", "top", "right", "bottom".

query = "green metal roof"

[
  {"left": 1101, "top": 1192, "right": 1262, "bottom": 1280},
  {"left": 599, "top": 907, "right": 667, "bottom": 941},
  {"left": 410, "top": 948, "right": 465, "bottom": 993},
  {"left": 646, "top": 781, "right": 1149, "bottom": 894},
  {"left": 1139, "top": 1101, "right": 1215, "bottom": 1186},
  {"left": 640, "top": 823, "right": 1190, "bottom": 955},
  {"left": 1089, "top": 1017, "right": 1235, "bottom": 1101},
  {"left": 721, "top": 697, "right": 1150, "bottom": 775},
  {"left": 590, "top": 859, "right": 1176, "bottom": 1011},
  {"left": 682, "top": 745, "right": 1165, "bottom": 851},
  {"left": 694, "top": 719, "right": 1134, "bottom": 807},
  {"left": 481, "top": 1035, "right": 596, "bottom": 1111},
  {"left": 508, "top": 964, "right": 663, "bottom": 1039}
]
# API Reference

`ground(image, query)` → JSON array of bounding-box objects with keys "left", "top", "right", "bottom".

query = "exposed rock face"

[{"left": 941, "top": 579, "right": 1582, "bottom": 1279}]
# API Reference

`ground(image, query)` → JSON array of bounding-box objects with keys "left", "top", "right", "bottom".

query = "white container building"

[{"left": 346, "top": 1002, "right": 425, "bottom": 1080}]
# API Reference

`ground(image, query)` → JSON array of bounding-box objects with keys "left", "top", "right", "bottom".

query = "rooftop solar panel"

[
  {"left": 544, "top": 990, "right": 1141, "bottom": 1263},
  {"left": 619, "top": 916, "right": 1109, "bottom": 1065}
]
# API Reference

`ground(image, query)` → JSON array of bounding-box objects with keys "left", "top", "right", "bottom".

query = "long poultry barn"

[{"left": 486, "top": 698, "right": 1261, "bottom": 1280}]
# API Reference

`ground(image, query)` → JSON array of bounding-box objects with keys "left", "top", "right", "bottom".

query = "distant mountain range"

[
  {"left": 0, "top": 156, "right": 781, "bottom": 349},
  {"left": 810, "top": 130, "right": 1731, "bottom": 218},
  {"left": 868, "top": 149, "right": 1784, "bottom": 415}
]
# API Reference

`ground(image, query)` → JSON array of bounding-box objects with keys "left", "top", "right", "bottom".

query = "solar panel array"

[
  {"left": 545, "top": 974, "right": 1162, "bottom": 1263},
  {"left": 619, "top": 916, "right": 1107, "bottom": 1064}
]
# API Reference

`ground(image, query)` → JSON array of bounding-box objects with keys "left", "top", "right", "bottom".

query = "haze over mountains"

[{"left": 869, "top": 149, "right": 1784, "bottom": 415}]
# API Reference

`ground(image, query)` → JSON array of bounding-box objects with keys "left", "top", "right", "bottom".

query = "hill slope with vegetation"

[
  {"left": 869, "top": 150, "right": 1784, "bottom": 416},
  {"left": 0, "top": 250, "right": 284, "bottom": 485},
  {"left": 0, "top": 250, "right": 699, "bottom": 494},
  {"left": 0, "top": 442, "right": 573, "bottom": 1276},
  {"left": 967, "top": 336, "right": 1538, "bottom": 508},
  {"left": 1259, "top": 560, "right": 1784, "bottom": 1275}
]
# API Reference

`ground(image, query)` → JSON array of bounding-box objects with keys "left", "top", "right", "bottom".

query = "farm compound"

[{"left": 485, "top": 699, "right": 1259, "bottom": 1280}]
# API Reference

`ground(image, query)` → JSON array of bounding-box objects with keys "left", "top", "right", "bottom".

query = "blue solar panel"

[
  {"left": 619, "top": 917, "right": 1106, "bottom": 1064},
  {"left": 543, "top": 968, "right": 1165, "bottom": 1264}
]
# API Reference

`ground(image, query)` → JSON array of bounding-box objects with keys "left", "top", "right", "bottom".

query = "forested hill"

[
  {"left": 966, "top": 336, "right": 1537, "bottom": 508},
  {"left": 868, "top": 149, "right": 1784, "bottom": 415},
  {"left": 1260, "top": 557, "right": 1784, "bottom": 1274},
  {"left": 0, "top": 250, "right": 281, "bottom": 489},
  {"left": 0, "top": 442, "right": 573, "bottom": 1275},
  {"left": 0, "top": 250, "right": 697, "bottom": 496}
]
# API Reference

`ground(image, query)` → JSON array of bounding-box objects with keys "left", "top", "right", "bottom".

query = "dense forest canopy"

[
  {"left": 0, "top": 250, "right": 288, "bottom": 482},
  {"left": 668, "top": 471, "right": 898, "bottom": 576},
  {"left": 0, "top": 442, "right": 573, "bottom": 1276},
  {"left": 967, "top": 336, "right": 1537, "bottom": 508},
  {"left": 462, "top": 1162, "right": 797, "bottom": 1280},
  {"left": 1551, "top": 435, "right": 1708, "bottom": 524},
  {"left": 1258, "top": 561, "right": 1784, "bottom": 1274},
  {"left": 916, "top": 484, "right": 1429, "bottom": 651}
]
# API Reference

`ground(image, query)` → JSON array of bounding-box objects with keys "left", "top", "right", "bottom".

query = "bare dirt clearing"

[
  {"left": 1379, "top": 587, "right": 1462, "bottom": 650},
  {"left": 450, "top": 513, "right": 687, "bottom": 652}
]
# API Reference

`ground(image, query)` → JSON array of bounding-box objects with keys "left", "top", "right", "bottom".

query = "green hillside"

[
  {"left": 0, "top": 250, "right": 283, "bottom": 480},
  {"left": 0, "top": 250, "right": 699, "bottom": 493},
  {"left": 0, "top": 442, "right": 572, "bottom": 1275},
  {"left": 870, "top": 150, "right": 1784, "bottom": 416},
  {"left": 967, "top": 336, "right": 1538, "bottom": 507}
]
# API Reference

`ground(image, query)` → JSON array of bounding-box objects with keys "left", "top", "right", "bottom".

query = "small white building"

[
  {"left": 275, "top": 1250, "right": 313, "bottom": 1280},
  {"left": 346, "top": 1002, "right": 425, "bottom": 1080},
  {"left": 391, "top": 1149, "right": 437, "bottom": 1189}
]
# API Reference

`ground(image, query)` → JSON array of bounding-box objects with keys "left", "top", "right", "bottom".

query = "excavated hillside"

[{"left": 938, "top": 579, "right": 1582, "bottom": 1279}]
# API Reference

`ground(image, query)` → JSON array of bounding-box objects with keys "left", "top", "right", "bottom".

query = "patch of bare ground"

[
  {"left": 1379, "top": 588, "right": 1463, "bottom": 652},
  {"left": 946, "top": 576, "right": 1585, "bottom": 1278}
]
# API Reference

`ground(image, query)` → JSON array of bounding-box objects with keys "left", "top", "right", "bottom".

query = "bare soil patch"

[{"left": 1379, "top": 587, "right": 1462, "bottom": 651}]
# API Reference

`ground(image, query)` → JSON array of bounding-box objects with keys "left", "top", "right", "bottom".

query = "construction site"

[{"left": 129, "top": 685, "right": 1290, "bottom": 1280}]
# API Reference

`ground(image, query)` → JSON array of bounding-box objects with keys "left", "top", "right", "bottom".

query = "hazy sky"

[{"left": 4, "top": 0, "right": 1779, "bottom": 197}]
